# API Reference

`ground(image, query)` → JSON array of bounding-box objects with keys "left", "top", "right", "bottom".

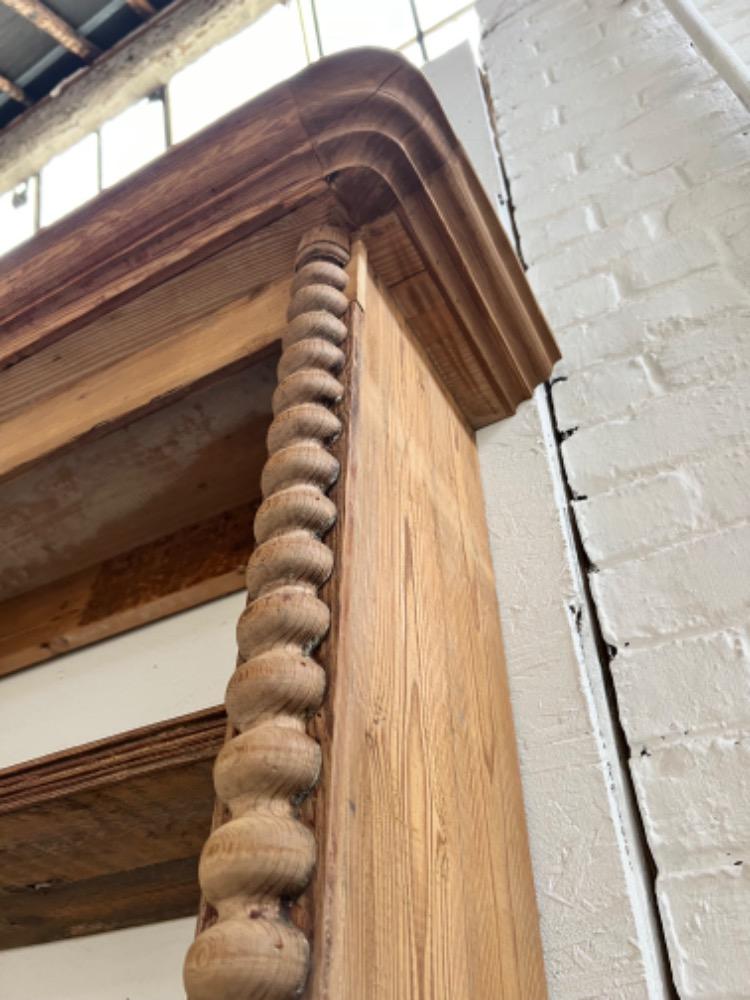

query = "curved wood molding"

[
  {"left": 0, "top": 48, "right": 558, "bottom": 427},
  {"left": 183, "top": 227, "right": 350, "bottom": 1000}
]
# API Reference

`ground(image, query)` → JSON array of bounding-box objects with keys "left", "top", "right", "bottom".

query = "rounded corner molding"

[{"left": 0, "top": 48, "right": 558, "bottom": 427}]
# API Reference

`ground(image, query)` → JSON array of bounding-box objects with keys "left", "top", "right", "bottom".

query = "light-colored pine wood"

[
  {"left": 0, "top": 279, "right": 288, "bottom": 481},
  {"left": 183, "top": 226, "right": 352, "bottom": 1000},
  {"left": 305, "top": 265, "right": 547, "bottom": 999},
  {"left": 0, "top": 195, "right": 338, "bottom": 427}
]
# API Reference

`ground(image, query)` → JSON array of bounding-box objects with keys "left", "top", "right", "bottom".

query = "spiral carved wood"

[{"left": 184, "top": 226, "right": 351, "bottom": 1000}]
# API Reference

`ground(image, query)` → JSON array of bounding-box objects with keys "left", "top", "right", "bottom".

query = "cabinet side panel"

[{"left": 308, "top": 270, "right": 546, "bottom": 998}]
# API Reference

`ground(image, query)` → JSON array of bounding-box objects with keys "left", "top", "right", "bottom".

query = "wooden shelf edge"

[{"left": 0, "top": 707, "right": 225, "bottom": 949}]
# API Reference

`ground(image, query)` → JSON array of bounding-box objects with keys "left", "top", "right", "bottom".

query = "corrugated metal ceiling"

[{"left": 0, "top": 0, "right": 173, "bottom": 131}]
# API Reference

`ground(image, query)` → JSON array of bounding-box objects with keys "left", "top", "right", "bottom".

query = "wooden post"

[
  {"left": 183, "top": 226, "right": 351, "bottom": 1000},
  {"left": 304, "top": 251, "right": 548, "bottom": 999}
]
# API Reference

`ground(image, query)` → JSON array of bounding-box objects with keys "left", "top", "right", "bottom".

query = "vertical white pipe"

[{"left": 663, "top": 0, "right": 750, "bottom": 111}]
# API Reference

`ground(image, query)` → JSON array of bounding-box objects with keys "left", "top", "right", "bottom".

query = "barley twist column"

[{"left": 184, "top": 225, "right": 351, "bottom": 1000}]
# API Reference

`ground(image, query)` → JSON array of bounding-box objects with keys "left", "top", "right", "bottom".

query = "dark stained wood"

[
  {"left": 0, "top": 49, "right": 558, "bottom": 433},
  {"left": 0, "top": 501, "right": 256, "bottom": 679},
  {"left": 0, "top": 707, "right": 225, "bottom": 948}
]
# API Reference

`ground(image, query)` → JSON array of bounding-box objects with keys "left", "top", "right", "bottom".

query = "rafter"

[
  {"left": 125, "top": 0, "right": 157, "bottom": 16},
  {"left": 0, "top": 73, "right": 30, "bottom": 106},
  {"left": 2, "top": 0, "right": 99, "bottom": 61}
]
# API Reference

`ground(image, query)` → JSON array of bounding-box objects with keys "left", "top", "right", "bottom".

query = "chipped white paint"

[{"left": 479, "top": 0, "right": 750, "bottom": 995}]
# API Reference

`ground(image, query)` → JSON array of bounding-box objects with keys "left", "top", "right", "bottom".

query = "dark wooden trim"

[
  {"left": 0, "top": 707, "right": 225, "bottom": 948},
  {"left": 0, "top": 48, "right": 558, "bottom": 429}
]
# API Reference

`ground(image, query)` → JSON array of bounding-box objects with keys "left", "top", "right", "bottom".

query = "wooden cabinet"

[{"left": 0, "top": 49, "right": 557, "bottom": 999}]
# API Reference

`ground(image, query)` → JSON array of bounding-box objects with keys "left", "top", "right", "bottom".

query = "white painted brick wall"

[
  {"left": 479, "top": 0, "right": 750, "bottom": 996},
  {"left": 695, "top": 0, "right": 750, "bottom": 64}
]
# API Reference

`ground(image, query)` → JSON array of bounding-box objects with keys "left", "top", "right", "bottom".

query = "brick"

[
  {"left": 667, "top": 165, "right": 750, "bottom": 232},
  {"left": 619, "top": 233, "right": 717, "bottom": 290},
  {"left": 552, "top": 356, "right": 657, "bottom": 430},
  {"left": 591, "top": 521, "right": 750, "bottom": 644},
  {"left": 575, "top": 438, "right": 750, "bottom": 565},
  {"left": 527, "top": 210, "right": 663, "bottom": 285},
  {"left": 541, "top": 271, "right": 620, "bottom": 329},
  {"left": 659, "top": 866, "right": 750, "bottom": 999},
  {"left": 556, "top": 272, "right": 750, "bottom": 374},
  {"left": 613, "top": 629, "right": 750, "bottom": 746},
  {"left": 520, "top": 203, "right": 599, "bottom": 260},
  {"left": 575, "top": 469, "right": 700, "bottom": 565},
  {"left": 514, "top": 159, "right": 635, "bottom": 225},
  {"left": 595, "top": 169, "right": 686, "bottom": 227},
  {"left": 632, "top": 736, "right": 750, "bottom": 869}
]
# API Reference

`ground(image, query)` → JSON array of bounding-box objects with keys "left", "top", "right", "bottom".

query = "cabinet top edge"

[{"left": 0, "top": 48, "right": 558, "bottom": 421}]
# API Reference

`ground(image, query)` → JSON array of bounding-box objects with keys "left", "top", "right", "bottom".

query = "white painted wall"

[
  {"left": 478, "top": 0, "right": 750, "bottom": 996},
  {"left": 0, "top": 591, "right": 245, "bottom": 769},
  {"left": 0, "top": 594, "right": 246, "bottom": 998},
  {"left": 695, "top": 0, "right": 750, "bottom": 63},
  {"left": 0, "top": 918, "right": 194, "bottom": 1000}
]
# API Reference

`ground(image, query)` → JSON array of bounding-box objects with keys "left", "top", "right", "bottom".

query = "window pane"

[
  {"left": 169, "top": 5, "right": 308, "bottom": 143},
  {"left": 101, "top": 96, "right": 167, "bottom": 188},
  {"left": 415, "top": 0, "right": 468, "bottom": 32},
  {"left": 314, "top": 0, "right": 416, "bottom": 54},
  {"left": 424, "top": 8, "right": 480, "bottom": 61},
  {"left": 40, "top": 134, "right": 99, "bottom": 227},
  {"left": 0, "top": 178, "right": 36, "bottom": 256}
]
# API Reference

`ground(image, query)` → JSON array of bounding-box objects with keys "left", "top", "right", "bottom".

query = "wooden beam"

[
  {"left": 0, "top": 501, "right": 257, "bottom": 679},
  {"left": 0, "top": 72, "right": 30, "bottom": 106},
  {"left": 0, "top": 707, "right": 225, "bottom": 948},
  {"left": 0, "top": 276, "right": 288, "bottom": 482},
  {"left": 0, "top": 0, "right": 280, "bottom": 195},
  {"left": 125, "top": 0, "right": 157, "bottom": 17},
  {"left": 2, "top": 0, "right": 99, "bottom": 61}
]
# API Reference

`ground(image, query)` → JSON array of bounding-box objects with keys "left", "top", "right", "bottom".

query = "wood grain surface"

[
  {"left": 0, "top": 278, "right": 287, "bottom": 481},
  {"left": 305, "top": 266, "right": 547, "bottom": 999},
  {"left": 0, "top": 707, "right": 225, "bottom": 948},
  {"left": 0, "top": 49, "right": 557, "bottom": 433},
  {"left": 0, "top": 501, "right": 257, "bottom": 679}
]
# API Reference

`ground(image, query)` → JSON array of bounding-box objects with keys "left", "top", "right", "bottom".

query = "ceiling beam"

[
  {"left": 125, "top": 0, "right": 157, "bottom": 17},
  {"left": 2, "top": 0, "right": 100, "bottom": 61},
  {"left": 0, "top": 73, "right": 30, "bottom": 107},
  {"left": 0, "top": 0, "right": 278, "bottom": 195}
]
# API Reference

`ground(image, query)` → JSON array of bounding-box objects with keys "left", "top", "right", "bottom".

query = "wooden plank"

[
  {"left": 0, "top": 501, "right": 256, "bottom": 679},
  {"left": 0, "top": 193, "right": 339, "bottom": 426},
  {"left": 304, "top": 268, "right": 546, "bottom": 998},
  {"left": 0, "top": 276, "right": 288, "bottom": 482},
  {"left": 0, "top": 707, "right": 225, "bottom": 949}
]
